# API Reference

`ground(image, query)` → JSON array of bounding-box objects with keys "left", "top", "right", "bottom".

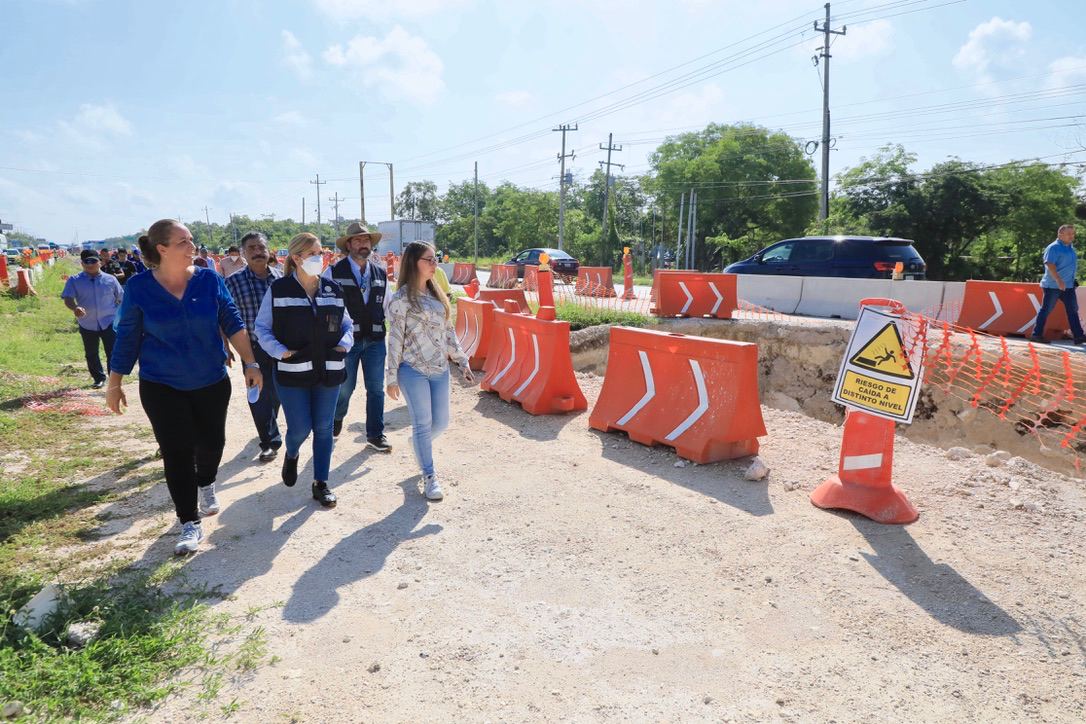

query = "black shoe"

[
  {"left": 282, "top": 454, "right": 299, "bottom": 487},
  {"left": 1029, "top": 336, "right": 1048, "bottom": 345},
  {"left": 312, "top": 481, "right": 337, "bottom": 508},
  {"left": 258, "top": 446, "right": 279, "bottom": 462},
  {"left": 91, "top": 379, "right": 105, "bottom": 389},
  {"left": 333, "top": 418, "right": 343, "bottom": 438},
  {"left": 367, "top": 435, "right": 392, "bottom": 453},
  {"left": 1074, "top": 338, "right": 1086, "bottom": 345}
]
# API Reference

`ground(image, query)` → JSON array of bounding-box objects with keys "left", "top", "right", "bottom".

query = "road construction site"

[{"left": 60, "top": 303, "right": 1084, "bottom": 722}]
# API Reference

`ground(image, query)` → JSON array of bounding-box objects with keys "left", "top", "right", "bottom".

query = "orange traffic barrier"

[
  {"left": 486, "top": 263, "right": 518, "bottom": 289},
  {"left": 651, "top": 270, "right": 737, "bottom": 319},
  {"left": 575, "top": 266, "right": 617, "bottom": 297},
  {"left": 589, "top": 326, "right": 766, "bottom": 463},
  {"left": 464, "top": 278, "right": 480, "bottom": 298},
  {"left": 521, "top": 265, "right": 554, "bottom": 294},
  {"left": 384, "top": 251, "right": 397, "bottom": 282},
  {"left": 14, "top": 269, "right": 37, "bottom": 297},
  {"left": 621, "top": 248, "right": 635, "bottom": 300},
  {"left": 0, "top": 254, "right": 8, "bottom": 288},
  {"left": 956, "top": 279, "right": 1070, "bottom": 340},
  {"left": 454, "top": 297, "right": 496, "bottom": 370},
  {"left": 480, "top": 306, "right": 586, "bottom": 415},
  {"left": 477, "top": 288, "right": 528, "bottom": 312},
  {"left": 450, "top": 262, "right": 478, "bottom": 285},
  {"left": 810, "top": 409, "right": 918, "bottom": 524}
]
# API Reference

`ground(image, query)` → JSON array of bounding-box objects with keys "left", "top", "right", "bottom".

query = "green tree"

[
  {"left": 394, "top": 180, "right": 439, "bottom": 221},
  {"left": 987, "top": 163, "right": 1079, "bottom": 280},
  {"left": 645, "top": 123, "right": 818, "bottom": 268}
]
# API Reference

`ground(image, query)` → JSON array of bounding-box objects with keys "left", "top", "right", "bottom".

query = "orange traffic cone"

[
  {"left": 622, "top": 247, "right": 635, "bottom": 300},
  {"left": 810, "top": 409, "right": 918, "bottom": 524}
]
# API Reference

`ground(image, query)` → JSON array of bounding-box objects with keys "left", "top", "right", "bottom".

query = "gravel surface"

[{"left": 87, "top": 368, "right": 1086, "bottom": 722}]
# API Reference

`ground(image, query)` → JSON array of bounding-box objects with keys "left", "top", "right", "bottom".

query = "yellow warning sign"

[
  {"left": 837, "top": 370, "right": 911, "bottom": 417},
  {"left": 847, "top": 322, "right": 913, "bottom": 380}
]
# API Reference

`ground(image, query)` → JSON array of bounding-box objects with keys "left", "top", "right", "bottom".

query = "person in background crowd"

[
  {"left": 385, "top": 241, "right": 474, "bottom": 501},
  {"left": 129, "top": 249, "right": 147, "bottom": 274},
  {"left": 324, "top": 222, "right": 392, "bottom": 451},
  {"left": 220, "top": 245, "right": 247, "bottom": 277},
  {"left": 114, "top": 247, "right": 139, "bottom": 285},
  {"left": 225, "top": 232, "right": 283, "bottom": 462},
  {"left": 1030, "top": 224, "right": 1086, "bottom": 345},
  {"left": 99, "top": 248, "right": 123, "bottom": 280},
  {"left": 193, "top": 246, "right": 218, "bottom": 273},
  {"left": 106, "top": 219, "right": 262, "bottom": 555},
  {"left": 61, "top": 252, "right": 124, "bottom": 389},
  {"left": 255, "top": 232, "right": 353, "bottom": 508}
]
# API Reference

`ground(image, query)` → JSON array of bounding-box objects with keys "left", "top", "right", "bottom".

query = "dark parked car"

[
  {"left": 724, "top": 236, "right": 926, "bottom": 279},
  {"left": 508, "top": 247, "right": 579, "bottom": 279}
]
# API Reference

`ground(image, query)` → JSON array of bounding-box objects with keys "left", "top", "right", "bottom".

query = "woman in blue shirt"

[{"left": 106, "top": 219, "right": 263, "bottom": 555}]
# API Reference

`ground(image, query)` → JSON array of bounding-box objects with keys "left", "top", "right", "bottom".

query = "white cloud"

[
  {"left": 13, "top": 130, "right": 43, "bottom": 144},
  {"left": 495, "top": 90, "right": 535, "bottom": 109},
  {"left": 57, "top": 103, "right": 133, "bottom": 149},
  {"left": 324, "top": 26, "right": 444, "bottom": 105},
  {"left": 953, "top": 17, "right": 1032, "bottom": 84},
  {"left": 167, "top": 155, "right": 207, "bottom": 178},
  {"left": 313, "top": 0, "right": 469, "bottom": 22},
  {"left": 1045, "top": 55, "right": 1086, "bottom": 90},
  {"left": 273, "top": 110, "right": 309, "bottom": 127},
  {"left": 289, "top": 147, "right": 321, "bottom": 168},
  {"left": 282, "top": 30, "right": 313, "bottom": 79},
  {"left": 832, "top": 19, "right": 893, "bottom": 62}
]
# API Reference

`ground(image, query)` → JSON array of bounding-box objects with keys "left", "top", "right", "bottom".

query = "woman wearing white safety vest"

[{"left": 255, "top": 232, "right": 353, "bottom": 508}]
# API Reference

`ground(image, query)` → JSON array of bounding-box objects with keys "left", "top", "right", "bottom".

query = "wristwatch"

[{"left": 243, "top": 362, "right": 260, "bottom": 371}]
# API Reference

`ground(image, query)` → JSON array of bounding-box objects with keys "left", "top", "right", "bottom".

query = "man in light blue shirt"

[
  {"left": 61, "top": 253, "right": 124, "bottom": 388},
  {"left": 1031, "top": 224, "right": 1086, "bottom": 344}
]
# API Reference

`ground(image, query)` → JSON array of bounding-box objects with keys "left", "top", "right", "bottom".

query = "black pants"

[
  {"left": 140, "top": 376, "right": 231, "bottom": 524},
  {"left": 248, "top": 346, "right": 282, "bottom": 450},
  {"left": 79, "top": 326, "right": 116, "bottom": 383}
]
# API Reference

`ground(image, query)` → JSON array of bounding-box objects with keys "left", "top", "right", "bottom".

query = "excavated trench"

[{"left": 569, "top": 317, "right": 1083, "bottom": 477}]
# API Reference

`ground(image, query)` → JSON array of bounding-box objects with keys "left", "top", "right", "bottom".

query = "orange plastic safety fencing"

[
  {"left": 574, "top": 267, "right": 617, "bottom": 297},
  {"left": 23, "top": 388, "right": 112, "bottom": 416}
]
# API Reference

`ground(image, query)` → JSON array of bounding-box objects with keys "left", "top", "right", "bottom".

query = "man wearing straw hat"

[{"left": 323, "top": 222, "right": 393, "bottom": 451}]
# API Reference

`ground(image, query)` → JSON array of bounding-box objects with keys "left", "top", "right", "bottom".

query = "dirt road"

[{"left": 89, "top": 369, "right": 1085, "bottom": 722}]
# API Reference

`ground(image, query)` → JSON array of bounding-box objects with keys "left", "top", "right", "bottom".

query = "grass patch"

[
  {"left": 0, "top": 261, "right": 272, "bottom": 718},
  {"left": 554, "top": 301, "right": 649, "bottom": 331}
]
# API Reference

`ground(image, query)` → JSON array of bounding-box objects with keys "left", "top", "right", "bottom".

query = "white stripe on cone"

[{"left": 842, "top": 453, "right": 884, "bottom": 471}]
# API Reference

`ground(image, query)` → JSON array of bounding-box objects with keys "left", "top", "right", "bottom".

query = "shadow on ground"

[
  {"left": 282, "top": 478, "right": 441, "bottom": 623},
  {"left": 850, "top": 516, "right": 1021, "bottom": 636},
  {"left": 593, "top": 429, "right": 773, "bottom": 517}
]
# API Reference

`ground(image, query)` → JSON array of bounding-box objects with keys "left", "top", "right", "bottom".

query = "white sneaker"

[
  {"left": 174, "top": 521, "right": 203, "bottom": 555},
  {"left": 199, "top": 483, "right": 220, "bottom": 515},
  {"left": 423, "top": 474, "right": 444, "bottom": 501}
]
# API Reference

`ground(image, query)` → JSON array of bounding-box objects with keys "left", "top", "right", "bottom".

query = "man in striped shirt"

[{"left": 225, "top": 232, "right": 283, "bottom": 461}]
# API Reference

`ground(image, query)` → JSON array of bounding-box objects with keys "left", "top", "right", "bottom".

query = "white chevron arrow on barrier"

[
  {"left": 708, "top": 282, "right": 723, "bottom": 315},
  {"left": 979, "top": 291, "right": 1003, "bottom": 330},
  {"left": 617, "top": 351, "right": 656, "bottom": 425},
  {"left": 1016, "top": 293, "right": 1042, "bottom": 335},
  {"left": 665, "top": 359, "right": 709, "bottom": 441},
  {"left": 678, "top": 281, "right": 694, "bottom": 314},
  {"left": 513, "top": 333, "right": 540, "bottom": 398},
  {"left": 491, "top": 328, "right": 517, "bottom": 385}
]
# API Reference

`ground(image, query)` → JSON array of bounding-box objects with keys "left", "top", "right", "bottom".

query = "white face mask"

[{"left": 300, "top": 256, "right": 324, "bottom": 276}]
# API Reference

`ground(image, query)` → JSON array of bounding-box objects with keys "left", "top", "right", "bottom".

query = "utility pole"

[
  {"left": 302, "top": 197, "right": 306, "bottom": 225},
  {"left": 360, "top": 161, "right": 394, "bottom": 222},
  {"left": 675, "top": 192, "right": 685, "bottom": 267},
  {"left": 388, "top": 164, "right": 395, "bottom": 220},
  {"left": 358, "top": 162, "right": 367, "bottom": 223},
  {"left": 473, "top": 161, "right": 479, "bottom": 264},
  {"left": 599, "top": 132, "right": 623, "bottom": 265},
  {"left": 328, "top": 192, "right": 349, "bottom": 236},
  {"left": 310, "top": 174, "right": 326, "bottom": 232},
  {"left": 686, "top": 190, "right": 698, "bottom": 270},
  {"left": 814, "top": 2, "right": 846, "bottom": 223},
  {"left": 203, "top": 206, "right": 212, "bottom": 249},
  {"left": 553, "top": 123, "right": 577, "bottom": 250}
]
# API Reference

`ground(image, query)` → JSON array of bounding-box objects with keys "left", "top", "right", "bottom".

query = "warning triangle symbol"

[{"left": 849, "top": 322, "right": 914, "bottom": 380}]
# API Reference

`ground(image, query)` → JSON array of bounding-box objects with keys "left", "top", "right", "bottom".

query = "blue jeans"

[
  {"left": 275, "top": 375, "right": 339, "bottom": 482},
  {"left": 398, "top": 364, "right": 450, "bottom": 477},
  {"left": 1032, "top": 286, "right": 1085, "bottom": 340},
  {"left": 335, "top": 337, "right": 386, "bottom": 438},
  {"left": 248, "top": 346, "right": 282, "bottom": 450}
]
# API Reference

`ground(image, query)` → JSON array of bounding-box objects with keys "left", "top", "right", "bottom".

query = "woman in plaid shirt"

[{"left": 385, "top": 241, "right": 474, "bottom": 501}]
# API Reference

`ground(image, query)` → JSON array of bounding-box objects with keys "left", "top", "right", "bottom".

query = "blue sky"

[{"left": 2, "top": 0, "right": 1084, "bottom": 241}]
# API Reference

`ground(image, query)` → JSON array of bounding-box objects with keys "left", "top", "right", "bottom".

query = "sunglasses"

[{"left": 82, "top": 260, "right": 100, "bottom": 265}]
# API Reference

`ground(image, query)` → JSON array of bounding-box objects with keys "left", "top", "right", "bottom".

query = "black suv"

[{"left": 725, "top": 236, "right": 927, "bottom": 279}]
